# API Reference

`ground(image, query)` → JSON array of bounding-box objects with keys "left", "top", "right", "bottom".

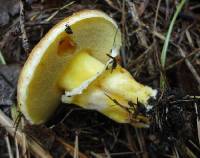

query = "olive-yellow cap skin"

[{"left": 17, "top": 10, "right": 121, "bottom": 124}]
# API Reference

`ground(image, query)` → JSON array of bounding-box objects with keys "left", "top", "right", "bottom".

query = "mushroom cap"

[{"left": 18, "top": 10, "right": 121, "bottom": 124}]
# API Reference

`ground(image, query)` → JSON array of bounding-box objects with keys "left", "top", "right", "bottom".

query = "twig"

[
  {"left": 166, "top": 48, "right": 200, "bottom": 70},
  {"left": 0, "top": 17, "right": 20, "bottom": 49},
  {"left": 127, "top": 44, "right": 153, "bottom": 68},
  {"left": 126, "top": 0, "right": 148, "bottom": 48},
  {"left": 0, "top": 109, "right": 53, "bottom": 158},
  {"left": 178, "top": 47, "right": 200, "bottom": 88},
  {"left": 138, "top": 0, "right": 149, "bottom": 16},
  {"left": 19, "top": 0, "right": 30, "bottom": 53}
]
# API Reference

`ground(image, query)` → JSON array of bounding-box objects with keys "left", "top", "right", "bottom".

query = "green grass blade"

[{"left": 160, "top": 0, "right": 186, "bottom": 88}]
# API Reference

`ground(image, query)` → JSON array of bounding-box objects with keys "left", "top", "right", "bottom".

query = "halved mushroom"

[{"left": 18, "top": 10, "right": 156, "bottom": 125}]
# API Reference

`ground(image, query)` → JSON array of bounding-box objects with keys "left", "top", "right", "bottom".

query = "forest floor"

[{"left": 0, "top": 0, "right": 200, "bottom": 158}]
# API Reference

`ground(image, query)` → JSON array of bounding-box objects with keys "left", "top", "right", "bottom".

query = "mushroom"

[{"left": 18, "top": 10, "right": 157, "bottom": 126}]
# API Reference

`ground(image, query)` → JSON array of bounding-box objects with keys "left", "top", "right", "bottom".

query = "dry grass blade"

[
  {"left": 120, "top": 0, "right": 127, "bottom": 67},
  {"left": 104, "top": 0, "right": 121, "bottom": 12},
  {"left": 21, "top": 118, "right": 28, "bottom": 158},
  {"left": 90, "top": 152, "right": 104, "bottom": 158},
  {"left": 44, "top": 1, "right": 75, "bottom": 22},
  {"left": 188, "top": 140, "right": 200, "bottom": 153},
  {"left": 74, "top": 133, "right": 79, "bottom": 158},
  {"left": 15, "top": 138, "right": 20, "bottom": 158},
  {"left": 57, "top": 137, "right": 88, "bottom": 158},
  {"left": 135, "top": 129, "right": 147, "bottom": 158},
  {"left": 153, "top": 0, "right": 161, "bottom": 32},
  {"left": 0, "top": 109, "right": 53, "bottom": 158},
  {"left": 195, "top": 103, "right": 200, "bottom": 144},
  {"left": 0, "top": 50, "right": 6, "bottom": 65},
  {"left": 5, "top": 135, "right": 14, "bottom": 158},
  {"left": 185, "top": 29, "right": 194, "bottom": 47},
  {"left": 102, "top": 139, "right": 111, "bottom": 158},
  {"left": 174, "top": 146, "right": 180, "bottom": 158},
  {"left": 185, "top": 146, "right": 197, "bottom": 158},
  {"left": 124, "top": 125, "right": 137, "bottom": 153},
  {"left": 104, "top": 145, "right": 111, "bottom": 158},
  {"left": 19, "top": 0, "right": 30, "bottom": 53}
]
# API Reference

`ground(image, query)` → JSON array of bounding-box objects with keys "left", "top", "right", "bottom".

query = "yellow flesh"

[
  {"left": 18, "top": 11, "right": 121, "bottom": 124},
  {"left": 98, "top": 66, "right": 155, "bottom": 105},
  {"left": 61, "top": 52, "right": 156, "bottom": 123},
  {"left": 59, "top": 50, "right": 104, "bottom": 91}
]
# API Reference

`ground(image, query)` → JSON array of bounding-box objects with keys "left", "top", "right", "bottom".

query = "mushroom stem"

[
  {"left": 61, "top": 52, "right": 157, "bottom": 126},
  {"left": 59, "top": 50, "right": 105, "bottom": 91}
]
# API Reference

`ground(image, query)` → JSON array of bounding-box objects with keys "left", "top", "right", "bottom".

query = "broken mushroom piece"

[
  {"left": 62, "top": 65, "right": 156, "bottom": 127},
  {"left": 18, "top": 10, "right": 157, "bottom": 126}
]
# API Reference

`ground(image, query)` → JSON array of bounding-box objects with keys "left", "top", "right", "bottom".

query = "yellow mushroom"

[{"left": 17, "top": 10, "right": 157, "bottom": 126}]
